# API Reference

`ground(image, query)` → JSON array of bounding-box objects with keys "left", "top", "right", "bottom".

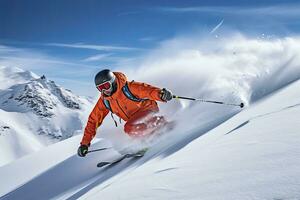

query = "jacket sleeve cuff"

[
  {"left": 150, "top": 89, "right": 164, "bottom": 102},
  {"left": 80, "top": 139, "right": 91, "bottom": 146}
]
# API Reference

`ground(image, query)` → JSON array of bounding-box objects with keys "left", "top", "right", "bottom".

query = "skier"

[{"left": 78, "top": 69, "right": 173, "bottom": 157}]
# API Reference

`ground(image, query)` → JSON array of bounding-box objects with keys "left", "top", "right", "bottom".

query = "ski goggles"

[
  {"left": 96, "top": 81, "right": 112, "bottom": 92},
  {"left": 96, "top": 76, "right": 116, "bottom": 92}
]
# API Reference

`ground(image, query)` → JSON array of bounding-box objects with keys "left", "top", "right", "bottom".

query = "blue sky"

[{"left": 1, "top": 0, "right": 300, "bottom": 96}]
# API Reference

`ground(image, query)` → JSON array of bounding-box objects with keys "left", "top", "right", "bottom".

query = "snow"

[{"left": 1, "top": 35, "right": 300, "bottom": 199}]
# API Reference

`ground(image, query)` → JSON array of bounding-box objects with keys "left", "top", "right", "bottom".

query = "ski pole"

[
  {"left": 87, "top": 147, "right": 111, "bottom": 154},
  {"left": 173, "top": 95, "right": 244, "bottom": 108}
]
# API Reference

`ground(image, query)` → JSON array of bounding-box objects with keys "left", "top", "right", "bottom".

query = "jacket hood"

[{"left": 114, "top": 72, "right": 127, "bottom": 87}]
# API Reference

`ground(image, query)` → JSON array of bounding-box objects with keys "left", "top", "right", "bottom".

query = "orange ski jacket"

[{"left": 81, "top": 72, "right": 164, "bottom": 145}]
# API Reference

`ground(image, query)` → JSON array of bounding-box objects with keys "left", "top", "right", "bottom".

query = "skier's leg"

[
  {"left": 124, "top": 110, "right": 154, "bottom": 136},
  {"left": 124, "top": 110, "right": 167, "bottom": 137}
]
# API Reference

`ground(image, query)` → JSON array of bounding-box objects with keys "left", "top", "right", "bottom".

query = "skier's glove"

[
  {"left": 161, "top": 88, "right": 173, "bottom": 102},
  {"left": 78, "top": 145, "right": 89, "bottom": 157}
]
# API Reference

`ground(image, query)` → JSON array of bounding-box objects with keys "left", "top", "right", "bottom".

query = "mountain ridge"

[{"left": 0, "top": 66, "right": 93, "bottom": 167}]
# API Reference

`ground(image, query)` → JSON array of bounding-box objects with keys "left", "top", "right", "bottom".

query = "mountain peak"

[{"left": 0, "top": 76, "right": 84, "bottom": 118}]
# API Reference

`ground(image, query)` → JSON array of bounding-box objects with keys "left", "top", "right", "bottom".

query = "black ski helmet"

[
  {"left": 94, "top": 69, "right": 117, "bottom": 94},
  {"left": 94, "top": 69, "right": 115, "bottom": 85}
]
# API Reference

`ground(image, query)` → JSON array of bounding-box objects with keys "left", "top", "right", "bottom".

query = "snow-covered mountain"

[{"left": 0, "top": 66, "right": 93, "bottom": 167}]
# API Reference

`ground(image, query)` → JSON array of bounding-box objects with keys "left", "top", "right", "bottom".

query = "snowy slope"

[
  {"left": 0, "top": 66, "right": 92, "bottom": 167},
  {"left": 0, "top": 75, "right": 299, "bottom": 200},
  {"left": 1, "top": 36, "right": 300, "bottom": 200},
  {"left": 80, "top": 80, "right": 300, "bottom": 200},
  {"left": 1, "top": 76, "right": 300, "bottom": 200}
]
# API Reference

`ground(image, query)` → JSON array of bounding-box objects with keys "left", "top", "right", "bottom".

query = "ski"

[{"left": 97, "top": 148, "right": 148, "bottom": 168}]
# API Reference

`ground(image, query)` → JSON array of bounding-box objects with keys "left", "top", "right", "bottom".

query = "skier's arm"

[
  {"left": 80, "top": 98, "right": 109, "bottom": 146},
  {"left": 128, "top": 81, "right": 167, "bottom": 102}
]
